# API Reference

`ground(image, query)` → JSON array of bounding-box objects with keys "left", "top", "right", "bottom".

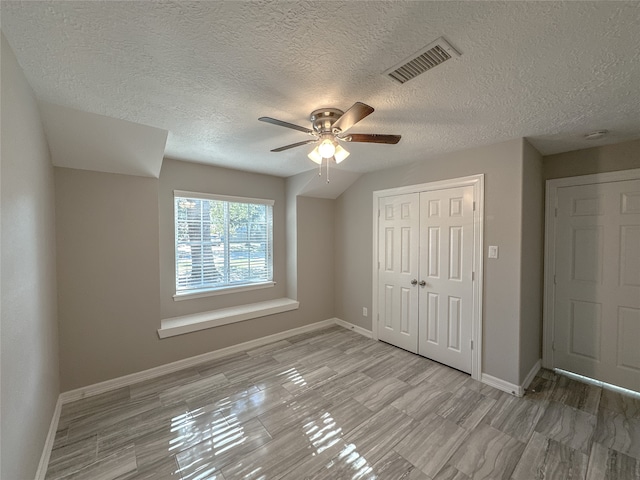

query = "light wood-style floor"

[{"left": 45, "top": 326, "right": 640, "bottom": 480}]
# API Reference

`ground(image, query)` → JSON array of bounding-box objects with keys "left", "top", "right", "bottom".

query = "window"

[{"left": 174, "top": 191, "right": 273, "bottom": 297}]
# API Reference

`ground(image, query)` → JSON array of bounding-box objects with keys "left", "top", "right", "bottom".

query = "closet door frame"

[{"left": 372, "top": 174, "right": 485, "bottom": 381}]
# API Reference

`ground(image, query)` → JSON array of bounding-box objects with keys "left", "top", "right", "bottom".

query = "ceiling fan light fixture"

[
  {"left": 260, "top": 102, "right": 400, "bottom": 177},
  {"left": 307, "top": 147, "right": 323, "bottom": 164},
  {"left": 334, "top": 145, "right": 350, "bottom": 164},
  {"left": 318, "top": 138, "right": 336, "bottom": 158}
]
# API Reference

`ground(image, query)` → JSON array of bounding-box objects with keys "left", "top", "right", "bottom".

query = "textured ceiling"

[{"left": 2, "top": 1, "right": 640, "bottom": 177}]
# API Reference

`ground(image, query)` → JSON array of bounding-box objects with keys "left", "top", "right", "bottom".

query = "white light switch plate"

[{"left": 488, "top": 246, "right": 499, "bottom": 258}]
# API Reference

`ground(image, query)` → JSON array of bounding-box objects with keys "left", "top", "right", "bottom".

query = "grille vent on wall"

[{"left": 384, "top": 37, "right": 461, "bottom": 84}]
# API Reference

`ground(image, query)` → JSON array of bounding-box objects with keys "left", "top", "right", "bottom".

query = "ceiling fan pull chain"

[
  {"left": 318, "top": 160, "right": 322, "bottom": 176},
  {"left": 326, "top": 158, "right": 330, "bottom": 183}
]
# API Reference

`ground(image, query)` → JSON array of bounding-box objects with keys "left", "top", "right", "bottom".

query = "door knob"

[
  {"left": 411, "top": 279, "right": 418, "bottom": 286},
  {"left": 419, "top": 280, "right": 427, "bottom": 287}
]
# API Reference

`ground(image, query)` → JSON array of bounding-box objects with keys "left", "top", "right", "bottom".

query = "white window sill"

[
  {"left": 158, "top": 298, "right": 299, "bottom": 339},
  {"left": 173, "top": 281, "right": 275, "bottom": 301}
]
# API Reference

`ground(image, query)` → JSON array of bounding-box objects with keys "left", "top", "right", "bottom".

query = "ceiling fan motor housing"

[{"left": 310, "top": 108, "right": 344, "bottom": 134}]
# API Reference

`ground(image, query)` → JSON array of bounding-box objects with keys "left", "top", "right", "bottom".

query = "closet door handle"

[
  {"left": 411, "top": 279, "right": 418, "bottom": 286},
  {"left": 419, "top": 280, "right": 426, "bottom": 287}
]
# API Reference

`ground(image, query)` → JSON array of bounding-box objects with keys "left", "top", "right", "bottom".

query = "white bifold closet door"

[
  {"left": 377, "top": 193, "right": 420, "bottom": 353},
  {"left": 377, "top": 186, "right": 474, "bottom": 373},
  {"left": 418, "top": 186, "right": 474, "bottom": 373}
]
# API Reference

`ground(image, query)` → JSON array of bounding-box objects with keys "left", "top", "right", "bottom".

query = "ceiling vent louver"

[{"left": 384, "top": 37, "right": 461, "bottom": 84}]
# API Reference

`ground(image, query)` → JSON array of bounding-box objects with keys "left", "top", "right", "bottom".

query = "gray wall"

[
  {"left": 55, "top": 168, "right": 162, "bottom": 390},
  {"left": 519, "top": 140, "right": 544, "bottom": 383},
  {"left": 284, "top": 171, "right": 311, "bottom": 300},
  {"left": 1, "top": 34, "right": 60, "bottom": 479},
  {"left": 544, "top": 139, "right": 640, "bottom": 179},
  {"left": 55, "top": 160, "right": 335, "bottom": 390},
  {"left": 335, "top": 139, "right": 528, "bottom": 385},
  {"left": 295, "top": 196, "right": 335, "bottom": 323}
]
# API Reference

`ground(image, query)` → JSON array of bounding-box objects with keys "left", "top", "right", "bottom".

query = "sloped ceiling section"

[
  {"left": 297, "top": 169, "right": 363, "bottom": 200},
  {"left": 39, "top": 102, "right": 168, "bottom": 178}
]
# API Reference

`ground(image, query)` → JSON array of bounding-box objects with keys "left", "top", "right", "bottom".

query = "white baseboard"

[
  {"left": 481, "top": 359, "right": 541, "bottom": 397},
  {"left": 522, "top": 359, "right": 542, "bottom": 392},
  {"left": 61, "top": 318, "right": 335, "bottom": 403},
  {"left": 333, "top": 318, "right": 373, "bottom": 338},
  {"left": 481, "top": 373, "right": 523, "bottom": 397},
  {"left": 35, "top": 396, "right": 63, "bottom": 480}
]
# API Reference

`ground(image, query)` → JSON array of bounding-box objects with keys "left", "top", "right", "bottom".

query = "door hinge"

[
  {"left": 554, "top": 207, "right": 558, "bottom": 218},
  {"left": 470, "top": 340, "right": 474, "bottom": 350},
  {"left": 378, "top": 261, "right": 380, "bottom": 269},
  {"left": 472, "top": 271, "right": 475, "bottom": 281},
  {"left": 553, "top": 274, "right": 556, "bottom": 285},
  {"left": 378, "top": 209, "right": 381, "bottom": 218},
  {"left": 473, "top": 201, "right": 476, "bottom": 211}
]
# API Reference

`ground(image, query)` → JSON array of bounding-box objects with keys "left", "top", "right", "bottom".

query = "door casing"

[
  {"left": 543, "top": 168, "right": 640, "bottom": 371},
  {"left": 372, "top": 174, "right": 484, "bottom": 381}
]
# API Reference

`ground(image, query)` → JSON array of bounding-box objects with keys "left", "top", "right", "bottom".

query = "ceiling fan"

[{"left": 258, "top": 102, "right": 401, "bottom": 168}]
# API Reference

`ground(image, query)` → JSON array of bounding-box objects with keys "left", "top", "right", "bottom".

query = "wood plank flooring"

[{"left": 45, "top": 326, "right": 640, "bottom": 479}]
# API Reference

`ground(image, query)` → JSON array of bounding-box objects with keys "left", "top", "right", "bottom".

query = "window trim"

[
  {"left": 173, "top": 281, "right": 275, "bottom": 301},
  {"left": 174, "top": 190, "right": 275, "bottom": 206},
  {"left": 173, "top": 190, "right": 274, "bottom": 298}
]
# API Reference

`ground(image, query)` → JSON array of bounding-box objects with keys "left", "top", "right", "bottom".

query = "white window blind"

[{"left": 174, "top": 192, "right": 273, "bottom": 295}]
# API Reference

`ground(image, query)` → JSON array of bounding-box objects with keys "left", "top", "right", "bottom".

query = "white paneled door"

[
  {"left": 377, "top": 193, "right": 420, "bottom": 353},
  {"left": 418, "top": 186, "right": 474, "bottom": 373},
  {"left": 377, "top": 186, "right": 474, "bottom": 373},
  {"left": 553, "top": 179, "right": 640, "bottom": 391}
]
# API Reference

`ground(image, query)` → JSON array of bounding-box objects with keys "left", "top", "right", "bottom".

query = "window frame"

[{"left": 173, "top": 190, "right": 275, "bottom": 300}]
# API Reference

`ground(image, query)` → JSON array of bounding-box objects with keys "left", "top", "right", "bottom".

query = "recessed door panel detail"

[
  {"left": 401, "top": 203, "right": 411, "bottom": 219},
  {"left": 429, "top": 200, "right": 440, "bottom": 218},
  {"left": 569, "top": 300, "right": 601, "bottom": 360},
  {"left": 620, "top": 226, "right": 640, "bottom": 287},
  {"left": 427, "top": 293, "right": 439, "bottom": 344},
  {"left": 384, "top": 285, "right": 393, "bottom": 329},
  {"left": 571, "top": 226, "right": 603, "bottom": 283},
  {"left": 401, "top": 227, "right": 411, "bottom": 273},
  {"left": 428, "top": 227, "right": 440, "bottom": 278},
  {"left": 449, "top": 226, "right": 462, "bottom": 281},
  {"left": 448, "top": 296, "right": 461, "bottom": 351},
  {"left": 385, "top": 228, "right": 394, "bottom": 271},
  {"left": 450, "top": 197, "right": 463, "bottom": 217},
  {"left": 621, "top": 192, "right": 640, "bottom": 214},
  {"left": 618, "top": 307, "right": 640, "bottom": 372},
  {"left": 401, "top": 288, "right": 411, "bottom": 334},
  {"left": 572, "top": 197, "right": 602, "bottom": 216},
  {"left": 385, "top": 205, "right": 394, "bottom": 220}
]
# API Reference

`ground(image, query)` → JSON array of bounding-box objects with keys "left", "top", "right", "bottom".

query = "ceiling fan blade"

[
  {"left": 259, "top": 117, "right": 314, "bottom": 135},
  {"left": 341, "top": 134, "right": 401, "bottom": 144},
  {"left": 331, "top": 102, "right": 375, "bottom": 134},
  {"left": 270, "top": 139, "right": 318, "bottom": 152}
]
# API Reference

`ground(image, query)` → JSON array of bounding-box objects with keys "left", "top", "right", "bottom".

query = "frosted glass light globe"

[{"left": 318, "top": 139, "right": 336, "bottom": 158}]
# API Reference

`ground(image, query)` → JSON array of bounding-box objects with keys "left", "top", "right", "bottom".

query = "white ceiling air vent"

[{"left": 384, "top": 37, "right": 461, "bottom": 84}]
